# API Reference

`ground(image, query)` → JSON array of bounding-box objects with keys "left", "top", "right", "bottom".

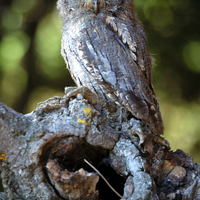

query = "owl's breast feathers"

[{"left": 61, "top": 2, "right": 163, "bottom": 135}]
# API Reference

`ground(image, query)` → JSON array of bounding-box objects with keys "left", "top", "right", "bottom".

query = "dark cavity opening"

[{"left": 51, "top": 137, "right": 126, "bottom": 200}]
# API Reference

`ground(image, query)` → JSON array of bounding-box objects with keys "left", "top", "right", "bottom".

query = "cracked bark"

[{"left": 0, "top": 96, "right": 200, "bottom": 200}]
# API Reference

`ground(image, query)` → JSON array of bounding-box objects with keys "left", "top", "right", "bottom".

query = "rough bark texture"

[{"left": 0, "top": 95, "right": 200, "bottom": 200}]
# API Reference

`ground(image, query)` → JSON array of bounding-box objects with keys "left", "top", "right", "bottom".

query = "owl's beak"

[
  {"left": 93, "top": 0, "right": 98, "bottom": 14},
  {"left": 85, "top": 0, "right": 103, "bottom": 14}
]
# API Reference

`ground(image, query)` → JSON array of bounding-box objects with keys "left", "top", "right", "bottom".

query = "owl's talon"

[
  {"left": 77, "top": 93, "right": 84, "bottom": 100},
  {"left": 65, "top": 87, "right": 85, "bottom": 100},
  {"left": 65, "top": 86, "right": 99, "bottom": 105},
  {"left": 65, "top": 87, "right": 77, "bottom": 96}
]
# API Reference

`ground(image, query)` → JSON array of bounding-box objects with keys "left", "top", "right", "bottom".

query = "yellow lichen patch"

[
  {"left": 83, "top": 107, "right": 92, "bottom": 117},
  {"left": 78, "top": 118, "right": 88, "bottom": 125},
  {"left": 0, "top": 154, "right": 7, "bottom": 161}
]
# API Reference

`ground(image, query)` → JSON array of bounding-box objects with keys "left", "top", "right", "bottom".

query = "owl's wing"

[
  {"left": 63, "top": 16, "right": 163, "bottom": 135},
  {"left": 103, "top": 15, "right": 153, "bottom": 83},
  {"left": 83, "top": 21, "right": 150, "bottom": 117}
]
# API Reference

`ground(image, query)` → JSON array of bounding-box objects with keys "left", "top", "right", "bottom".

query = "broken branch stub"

[{"left": 0, "top": 96, "right": 200, "bottom": 200}]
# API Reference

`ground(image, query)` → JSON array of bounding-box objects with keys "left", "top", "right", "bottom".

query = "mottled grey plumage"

[{"left": 57, "top": 0, "right": 164, "bottom": 135}]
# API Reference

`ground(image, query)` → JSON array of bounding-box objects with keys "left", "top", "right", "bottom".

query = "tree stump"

[{"left": 0, "top": 96, "right": 200, "bottom": 200}]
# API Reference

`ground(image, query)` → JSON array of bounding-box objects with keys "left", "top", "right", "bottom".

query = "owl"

[{"left": 57, "top": 0, "right": 164, "bottom": 135}]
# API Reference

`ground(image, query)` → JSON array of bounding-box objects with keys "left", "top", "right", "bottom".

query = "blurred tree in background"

[{"left": 0, "top": 0, "right": 200, "bottom": 189}]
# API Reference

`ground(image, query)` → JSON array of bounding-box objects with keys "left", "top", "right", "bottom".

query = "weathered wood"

[{"left": 0, "top": 96, "right": 200, "bottom": 200}]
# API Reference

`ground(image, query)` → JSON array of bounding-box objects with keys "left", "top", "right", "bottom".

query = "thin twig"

[{"left": 84, "top": 159, "right": 126, "bottom": 200}]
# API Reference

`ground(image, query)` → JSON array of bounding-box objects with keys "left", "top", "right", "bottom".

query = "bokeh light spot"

[
  {"left": 160, "top": 101, "right": 200, "bottom": 163},
  {"left": 2, "top": 9, "right": 23, "bottom": 30},
  {"left": 0, "top": 67, "right": 28, "bottom": 107},
  {"left": 183, "top": 41, "right": 200, "bottom": 72},
  {"left": 143, "top": 1, "right": 174, "bottom": 31},
  {"left": 24, "top": 86, "right": 64, "bottom": 113},
  {"left": 0, "top": 32, "right": 30, "bottom": 71},
  {"left": 34, "top": 10, "right": 65, "bottom": 79},
  {"left": 12, "top": 0, "right": 37, "bottom": 13}
]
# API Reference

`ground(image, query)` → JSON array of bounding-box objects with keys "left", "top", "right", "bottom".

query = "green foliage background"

[{"left": 0, "top": 0, "right": 200, "bottom": 182}]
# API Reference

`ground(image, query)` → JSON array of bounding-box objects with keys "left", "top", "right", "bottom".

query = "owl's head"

[
  {"left": 57, "top": 0, "right": 82, "bottom": 19},
  {"left": 57, "top": 0, "right": 129, "bottom": 19}
]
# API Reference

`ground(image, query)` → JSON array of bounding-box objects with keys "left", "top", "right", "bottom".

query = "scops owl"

[{"left": 57, "top": 0, "right": 164, "bottom": 135}]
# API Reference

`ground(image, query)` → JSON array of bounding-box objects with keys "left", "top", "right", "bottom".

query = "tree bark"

[{"left": 0, "top": 96, "right": 200, "bottom": 200}]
